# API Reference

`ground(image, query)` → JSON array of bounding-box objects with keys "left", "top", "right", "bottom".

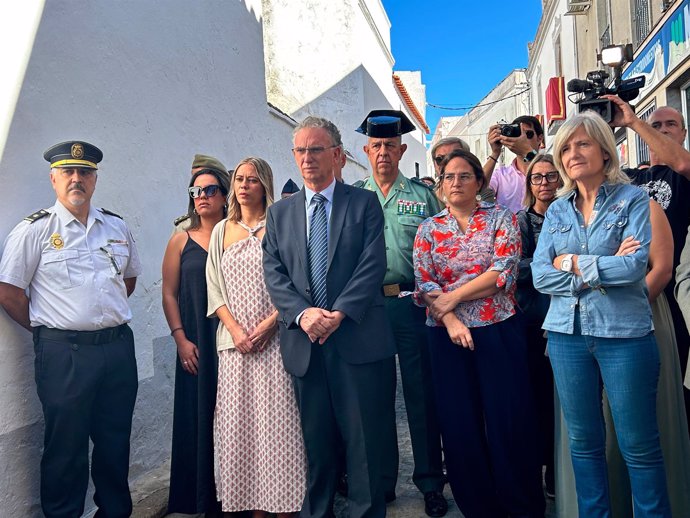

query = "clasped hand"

[
  {"left": 424, "top": 290, "right": 459, "bottom": 321},
  {"left": 300, "top": 307, "right": 345, "bottom": 344}
]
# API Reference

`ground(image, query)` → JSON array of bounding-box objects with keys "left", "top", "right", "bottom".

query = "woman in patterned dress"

[
  {"left": 162, "top": 167, "right": 230, "bottom": 516},
  {"left": 412, "top": 148, "right": 544, "bottom": 518},
  {"left": 206, "top": 157, "right": 306, "bottom": 517}
]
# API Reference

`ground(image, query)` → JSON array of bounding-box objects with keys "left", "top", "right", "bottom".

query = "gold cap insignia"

[
  {"left": 50, "top": 233, "right": 64, "bottom": 250},
  {"left": 71, "top": 143, "right": 84, "bottom": 159}
]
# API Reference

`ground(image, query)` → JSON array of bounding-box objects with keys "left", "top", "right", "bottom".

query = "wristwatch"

[
  {"left": 560, "top": 254, "right": 574, "bottom": 273},
  {"left": 523, "top": 150, "right": 538, "bottom": 163}
]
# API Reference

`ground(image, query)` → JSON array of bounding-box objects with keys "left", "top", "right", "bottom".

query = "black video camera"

[
  {"left": 499, "top": 123, "right": 521, "bottom": 138},
  {"left": 567, "top": 70, "right": 645, "bottom": 123}
]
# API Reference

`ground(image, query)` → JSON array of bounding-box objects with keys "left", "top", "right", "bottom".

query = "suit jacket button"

[{"left": 306, "top": 288, "right": 311, "bottom": 294}]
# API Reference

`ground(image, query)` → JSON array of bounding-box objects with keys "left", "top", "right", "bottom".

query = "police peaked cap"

[
  {"left": 191, "top": 154, "right": 227, "bottom": 175},
  {"left": 44, "top": 140, "right": 103, "bottom": 169}
]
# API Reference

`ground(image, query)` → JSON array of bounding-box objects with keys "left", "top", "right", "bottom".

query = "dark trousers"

[
  {"left": 380, "top": 296, "right": 444, "bottom": 494},
  {"left": 33, "top": 325, "right": 138, "bottom": 518},
  {"left": 293, "top": 342, "right": 395, "bottom": 518},
  {"left": 427, "top": 316, "right": 544, "bottom": 518},
  {"left": 524, "top": 323, "right": 554, "bottom": 492}
]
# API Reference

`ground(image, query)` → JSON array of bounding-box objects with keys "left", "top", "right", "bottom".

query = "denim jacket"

[{"left": 532, "top": 182, "right": 652, "bottom": 338}]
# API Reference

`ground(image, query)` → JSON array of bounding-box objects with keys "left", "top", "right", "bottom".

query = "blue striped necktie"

[{"left": 308, "top": 193, "right": 328, "bottom": 308}]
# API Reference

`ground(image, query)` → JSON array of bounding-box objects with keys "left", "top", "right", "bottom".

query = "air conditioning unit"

[{"left": 565, "top": 0, "right": 592, "bottom": 15}]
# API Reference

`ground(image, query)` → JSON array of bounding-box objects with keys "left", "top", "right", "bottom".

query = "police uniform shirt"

[
  {"left": 358, "top": 172, "right": 441, "bottom": 284},
  {"left": 0, "top": 201, "right": 142, "bottom": 331}
]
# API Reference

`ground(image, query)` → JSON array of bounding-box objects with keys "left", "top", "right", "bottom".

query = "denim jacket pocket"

[
  {"left": 548, "top": 222, "right": 573, "bottom": 255},
  {"left": 598, "top": 216, "right": 628, "bottom": 254}
]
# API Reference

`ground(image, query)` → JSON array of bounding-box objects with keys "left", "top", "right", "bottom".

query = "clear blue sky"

[{"left": 381, "top": 0, "right": 543, "bottom": 142}]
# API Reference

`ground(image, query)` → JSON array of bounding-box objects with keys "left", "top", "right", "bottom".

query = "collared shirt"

[
  {"left": 359, "top": 172, "right": 441, "bottom": 284},
  {"left": 413, "top": 202, "right": 520, "bottom": 328},
  {"left": 0, "top": 201, "right": 142, "bottom": 331},
  {"left": 489, "top": 159, "right": 528, "bottom": 213},
  {"left": 304, "top": 178, "right": 336, "bottom": 241},
  {"left": 532, "top": 182, "right": 652, "bottom": 338}
]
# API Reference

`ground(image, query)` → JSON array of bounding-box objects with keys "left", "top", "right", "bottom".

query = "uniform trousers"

[
  {"left": 33, "top": 325, "right": 138, "bottom": 518},
  {"left": 293, "top": 342, "right": 395, "bottom": 518},
  {"left": 380, "top": 296, "right": 444, "bottom": 494},
  {"left": 427, "top": 316, "right": 545, "bottom": 518}
]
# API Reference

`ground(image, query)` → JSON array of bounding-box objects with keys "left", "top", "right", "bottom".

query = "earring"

[
  {"left": 193, "top": 208, "right": 198, "bottom": 215},
  {"left": 475, "top": 193, "right": 482, "bottom": 202}
]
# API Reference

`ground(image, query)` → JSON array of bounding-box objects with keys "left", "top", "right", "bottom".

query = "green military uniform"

[{"left": 355, "top": 171, "right": 445, "bottom": 496}]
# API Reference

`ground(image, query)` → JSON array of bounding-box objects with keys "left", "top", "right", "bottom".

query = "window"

[
  {"left": 636, "top": 103, "right": 656, "bottom": 164},
  {"left": 598, "top": 0, "right": 612, "bottom": 50},
  {"left": 632, "top": 0, "right": 651, "bottom": 48}
]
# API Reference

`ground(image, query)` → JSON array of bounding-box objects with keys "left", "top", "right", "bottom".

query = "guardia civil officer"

[
  {"left": 354, "top": 110, "right": 447, "bottom": 517},
  {"left": 0, "top": 141, "right": 142, "bottom": 518}
]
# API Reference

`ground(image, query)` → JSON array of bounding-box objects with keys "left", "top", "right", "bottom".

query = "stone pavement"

[{"left": 132, "top": 364, "right": 556, "bottom": 518}]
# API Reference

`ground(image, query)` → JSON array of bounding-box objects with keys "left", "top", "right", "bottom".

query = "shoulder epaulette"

[
  {"left": 410, "top": 177, "right": 435, "bottom": 191},
  {"left": 100, "top": 208, "right": 123, "bottom": 219},
  {"left": 173, "top": 214, "right": 190, "bottom": 226},
  {"left": 352, "top": 177, "right": 369, "bottom": 189},
  {"left": 23, "top": 209, "right": 50, "bottom": 223}
]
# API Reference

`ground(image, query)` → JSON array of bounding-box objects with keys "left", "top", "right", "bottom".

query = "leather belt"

[
  {"left": 34, "top": 324, "right": 127, "bottom": 345},
  {"left": 381, "top": 282, "right": 415, "bottom": 297}
]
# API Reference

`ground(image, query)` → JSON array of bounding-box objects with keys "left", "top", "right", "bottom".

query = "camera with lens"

[
  {"left": 566, "top": 44, "right": 645, "bottom": 123},
  {"left": 499, "top": 123, "right": 521, "bottom": 138}
]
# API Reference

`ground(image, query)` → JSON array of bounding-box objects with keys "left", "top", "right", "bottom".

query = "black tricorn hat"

[
  {"left": 281, "top": 178, "right": 301, "bottom": 194},
  {"left": 43, "top": 140, "right": 103, "bottom": 169},
  {"left": 355, "top": 110, "right": 416, "bottom": 137}
]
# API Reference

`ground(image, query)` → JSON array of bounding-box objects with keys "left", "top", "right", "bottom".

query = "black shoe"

[
  {"left": 424, "top": 490, "right": 448, "bottom": 518},
  {"left": 384, "top": 490, "right": 396, "bottom": 503}
]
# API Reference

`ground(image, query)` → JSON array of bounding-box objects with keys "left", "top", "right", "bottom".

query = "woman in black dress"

[{"left": 162, "top": 167, "right": 230, "bottom": 515}]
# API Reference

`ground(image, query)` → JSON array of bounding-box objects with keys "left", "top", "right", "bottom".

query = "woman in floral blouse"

[{"left": 413, "top": 148, "right": 545, "bottom": 518}]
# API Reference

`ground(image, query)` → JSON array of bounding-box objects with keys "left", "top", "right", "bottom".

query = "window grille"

[
  {"left": 633, "top": 0, "right": 651, "bottom": 47},
  {"left": 636, "top": 103, "right": 656, "bottom": 164}
]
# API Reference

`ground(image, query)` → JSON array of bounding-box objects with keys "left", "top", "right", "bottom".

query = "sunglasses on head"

[{"left": 188, "top": 185, "right": 222, "bottom": 198}]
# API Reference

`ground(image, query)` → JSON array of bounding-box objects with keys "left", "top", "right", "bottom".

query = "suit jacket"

[{"left": 262, "top": 181, "right": 395, "bottom": 377}]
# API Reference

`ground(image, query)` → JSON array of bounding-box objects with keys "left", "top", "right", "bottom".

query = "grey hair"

[
  {"left": 553, "top": 111, "right": 629, "bottom": 197},
  {"left": 431, "top": 136, "right": 470, "bottom": 158},
  {"left": 293, "top": 116, "right": 343, "bottom": 147}
]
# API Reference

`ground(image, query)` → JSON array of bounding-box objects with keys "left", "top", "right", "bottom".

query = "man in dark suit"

[{"left": 263, "top": 116, "right": 396, "bottom": 518}]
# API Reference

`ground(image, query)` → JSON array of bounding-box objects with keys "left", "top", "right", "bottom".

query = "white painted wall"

[
  {"left": 262, "top": 0, "right": 428, "bottom": 181},
  {"left": 0, "top": 1, "right": 292, "bottom": 515}
]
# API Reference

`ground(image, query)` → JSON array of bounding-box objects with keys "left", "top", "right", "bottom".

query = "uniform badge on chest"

[
  {"left": 397, "top": 199, "right": 426, "bottom": 216},
  {"left": 50, "top": 233, "right": 64, "bottom": 250}
]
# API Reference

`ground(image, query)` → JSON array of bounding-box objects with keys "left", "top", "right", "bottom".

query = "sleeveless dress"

[
  {"left": 168, "top": 235, "right": 220, "bottom": 513},
  {"left": 214, "top": 221, "right": 306, "bottom": 513}
]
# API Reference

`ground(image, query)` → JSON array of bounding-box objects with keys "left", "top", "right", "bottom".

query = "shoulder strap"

[
  {"left": 24, "top": 209, "right": 49, "bottom": 223},
  {"left": 100, "top": 207, "right": 123, "bottom": 219}
]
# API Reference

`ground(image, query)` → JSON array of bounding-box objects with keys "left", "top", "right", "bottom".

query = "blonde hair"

[
  {"left": 227, "top": 157, "right": 275, "bottom": 222},
  {"left": 523, "top": 154, "right": 560, "bottom": 207},
  {"left": 552, "top": 111, "right": 629, "bottom": 197}
]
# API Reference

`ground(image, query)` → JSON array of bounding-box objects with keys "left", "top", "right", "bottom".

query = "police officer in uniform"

[
  {"left": 0, "top": 141, "right": 142, "bottom": 518},
  {"left": 354, "top": 110, "right": 447, "bottom": 517},
  {"left": 173, "top": 153, "right": 228, "bottom": 230}
]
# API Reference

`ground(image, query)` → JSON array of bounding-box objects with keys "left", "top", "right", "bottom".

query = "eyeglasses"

[
  {"left": 442, "top": 173, "right": 476, "bottom": 184},
  {"left": 292, "top": 145, "right": 338, "bottom": 156},
  {"left": 57, "top": 168, "right": 96, "bottom": 179},
  {"left": 188, "top": 185, "right": 222, "bottom": 198},
  {"left": 529, "top": 172, "right": 560, "bottom": 185},
  {"left": 525, "top": 130, "right": 535, "bottom": 139}
]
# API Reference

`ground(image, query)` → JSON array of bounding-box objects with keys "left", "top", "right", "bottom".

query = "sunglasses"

[
  {"left": 525, "top": 130, "right": 535, "bottom": 139},
  {"left": 188, "top": 185, "right": 222, "bottom": 198},
  {"left": 529, "top": 172, "right": 560, "bottom": 185},
  {"left": 433, "top": 155, "right": 446, "bottom": 166}
]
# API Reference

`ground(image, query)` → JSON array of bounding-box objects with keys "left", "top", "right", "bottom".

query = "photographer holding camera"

[{"left": 484, "top": 116, "right": 544, "bottom": 213}]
